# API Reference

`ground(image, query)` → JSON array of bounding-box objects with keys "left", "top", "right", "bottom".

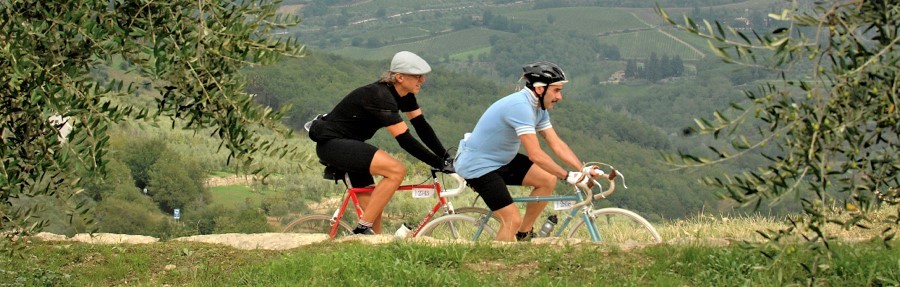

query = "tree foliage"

[
  {"left": 1, "top": 0, "right": 305, "bottom": 250},
  {"left": 120, "top": 138, "right": 168, "bottom": 190},
  {"left": 660, "top": 0, "right": 898, "bottom": 253},
  {"left": 147, "top": 148, "right": 209, "bottom": 214}
]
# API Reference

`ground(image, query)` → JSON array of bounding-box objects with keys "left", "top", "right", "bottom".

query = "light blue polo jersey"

[{"left": 455, "top": 88, "right": 552, "bottom": 179}]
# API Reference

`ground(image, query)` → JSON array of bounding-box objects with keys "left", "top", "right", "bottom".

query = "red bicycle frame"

[{"left": 327, "top": 170, "right": 459, "bottom": 238}]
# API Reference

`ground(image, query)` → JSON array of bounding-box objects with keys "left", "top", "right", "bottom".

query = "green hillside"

[
  {"left": 283, "top": 0, "right": 782, "bottom": 72},
  {"left": 332, "top": 27, "right": 514, "bottom": 61},
  {"left": 505, "top": 7, "right": 650, "bottom": 33},
  {"left": 600, "top": 30, "right": 703, "bottom": 60}
]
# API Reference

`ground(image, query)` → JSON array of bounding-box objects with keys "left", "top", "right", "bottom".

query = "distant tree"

[
  {"left": 329, "top": 36, "right": 342, "bottom": 45},
  {"left": 673, "top": 55, "right": 684, "bottom": 76},
  {"left": 660, "top": 54, "right": 672, "bottom": 79},
  {"left": 1, "top": 0, "right": 305, "bottom": 251},
  {"left": 625, "top": 59, "right": 638, "bottom": 78},
  {"left": 489, "top": 35, "right": 501, "bottom": 46},
  {"left": 351, "top": 37, "right": 364, "bottom": 47},
  {"left": 601, "top": 44, "right": 621, "bottom": 60},
  {"left": 375, "top": 7, "right": 387, "bottom": 18},
  {"left": 453, "top": 15, "right": 472, "bottom": 30},
  {"left": 120, "top": 138, "right": 168, "bottom": 190},
  {"left": 366, "top": 37, "right": 381, "bottom": 48},
  {"left": 191, "top": 203, "right": 270, "bottom": 234},
  {"left": 93, "top": 159, "right": 165, "bottom": 237},
  {"left": 491, "top": 15, "right": 510, "bottom": 31},
  {"left": 660, "top": 0, "right": 898, "bottom": 277},
  {"left": 483, "top": 10, "right": 495, "bottom": 26},
  {"left": 80, "top": 157, "right": 137, "bottom": 201},
  {"left": 147, "top": 149, "right": 208, "bottom": 214},
  {"left": 213, "top": 205, "right": 271, "bottom": 234},
  {"left": 646, "top": 52, "right": 659, "bottom": 81}
]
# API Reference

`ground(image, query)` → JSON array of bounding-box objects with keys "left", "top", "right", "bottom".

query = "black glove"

[{"left": 440, "top": 155, "right": 455, "bottom": 174}]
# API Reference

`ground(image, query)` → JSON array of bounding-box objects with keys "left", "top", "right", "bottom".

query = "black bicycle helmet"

[
  {"left": 522, "top": 61, "right": 568, "bottom": 110},
  {"left": 522, "top": 61, "right": 568, "bottom": 88}
]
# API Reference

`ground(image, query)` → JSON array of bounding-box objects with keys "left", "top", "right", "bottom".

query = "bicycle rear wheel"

[
  {"left": 415, "top": 214, "right": 496, "bottom": 242},
  {"left": 567, "top": 208, "right": 662, "bottom": 245},
  {"left": 453, "top": 206, "right": 501, "bottom": 233},
  {"left": 283, "top": 214, "right": 353, "bottom": 238}
]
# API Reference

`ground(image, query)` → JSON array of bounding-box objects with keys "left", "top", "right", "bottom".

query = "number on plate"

[
  {"left": 412, "top": 188, "right": 434, "bottom": 198},
  {"left": 553, "top": 200, "right": 575, "bottom": 210}
]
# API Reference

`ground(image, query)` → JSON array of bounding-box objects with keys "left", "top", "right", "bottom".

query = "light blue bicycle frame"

[{"left": 471, "top": 191, "right": 605, "bottom": 242}]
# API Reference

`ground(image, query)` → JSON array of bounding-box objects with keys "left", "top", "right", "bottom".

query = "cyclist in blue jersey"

[
  {"left": 307, "top": 51, "right": 453, "bottom": 235},
  {"left": 455, "top": 62, "right": 600, "bottom": 241}
]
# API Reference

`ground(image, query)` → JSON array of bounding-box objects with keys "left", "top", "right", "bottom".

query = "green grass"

[
  {"left": 4, "top": 240, "right": 897, "bottom": 286},
  {"left": 209, "top": 185, "right": 275, "bottom": 207},
  {"left": 450, "top": 46, "right": 492, "bottom": 62}
]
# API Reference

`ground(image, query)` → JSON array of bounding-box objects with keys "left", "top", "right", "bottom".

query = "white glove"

[
  {"left": 581, "top": 166, "right": 604, "bottom": 178},
  {"left": 565, "top": 171, "right": 590, "bottom": 188}
]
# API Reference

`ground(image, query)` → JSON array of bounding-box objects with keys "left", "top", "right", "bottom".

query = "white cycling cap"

[{"left": 390, "top": 51, "right": 431, "bottom": 75}]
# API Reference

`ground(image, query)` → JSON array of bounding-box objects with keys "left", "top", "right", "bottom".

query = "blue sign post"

[{"left": 173, "top": 208, "right": 181, "bottom": 220}]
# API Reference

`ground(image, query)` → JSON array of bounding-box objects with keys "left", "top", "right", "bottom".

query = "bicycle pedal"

[{"left": 515, "top": 231, "right": 535, "bottom": 242}]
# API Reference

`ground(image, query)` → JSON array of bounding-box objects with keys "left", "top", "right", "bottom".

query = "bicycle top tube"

[
  {"left": 339, "top": 167, "right": 445, "bottom": 191},
  {"left": 509, "top": 194, "right": 582, "bottom": 203},
  {"left": 346, "top": 182, "right": 439, "bottom": 192}
]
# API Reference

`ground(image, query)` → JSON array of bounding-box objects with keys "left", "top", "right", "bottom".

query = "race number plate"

[
  {"left": 554, "top": 200, "right": 576, "bottom": 210},
  {"left": 412, "top": 188, "right": 434, "bottom": 198}
]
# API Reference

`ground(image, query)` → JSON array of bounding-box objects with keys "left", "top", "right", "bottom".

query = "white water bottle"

[
  {"left": 537, "top": 215, "right": 558, "bottom": 237},
  {"left": 394, "top": 223, "right": 411, "bottom": 238}
]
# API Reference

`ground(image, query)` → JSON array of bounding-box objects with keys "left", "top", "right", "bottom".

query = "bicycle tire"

[
  {"left": 282, "top": 214, "right": 353, "bottom": 238},
  {"left": 566, "top": 207, "right": 662, "bottom": 245},
  {"left": 415, "top": 214, "right": 496, "bottom": 242}
]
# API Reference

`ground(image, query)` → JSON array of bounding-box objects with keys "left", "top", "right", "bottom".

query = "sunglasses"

[{"left": 402, "top": 74, "right": 424, "bottom": 81}]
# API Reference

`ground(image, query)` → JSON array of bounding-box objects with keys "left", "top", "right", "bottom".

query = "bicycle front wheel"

[
  {"left": 567, "top": 208, "right": 662, "bottom": 245},
  {"left": 415, "top": 214, "right": 496, "bottom": 242},
  {"left": 283, "top": 214, "right": 353, "bottom": 238}
]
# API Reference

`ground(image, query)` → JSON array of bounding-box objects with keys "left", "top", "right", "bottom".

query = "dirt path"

[
  {"left": 30, "top": 232, "right": 658, "bottom": 250},
  {"left": 32, "top": 232, "right": 365, "bottom": 250}
]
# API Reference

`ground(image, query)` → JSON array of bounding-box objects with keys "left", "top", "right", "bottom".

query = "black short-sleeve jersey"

[
  {"left": 396, "top": 93, "right": 419, "bottom": 112},
  {"left": 312, "top": 81, "right": 417, "bottom": 142}
]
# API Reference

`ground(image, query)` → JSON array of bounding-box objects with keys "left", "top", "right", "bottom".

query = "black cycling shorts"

[
  {"left": 316, "top": 138, "right": 377, "bottom": 187},
  {"left": 465, "top": 153, "right": 533, "bottom": 211}
]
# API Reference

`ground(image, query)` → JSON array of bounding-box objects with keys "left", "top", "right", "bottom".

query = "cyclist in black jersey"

[{"left": 307, "top": 51, "right": 452, "bottom": 235}]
